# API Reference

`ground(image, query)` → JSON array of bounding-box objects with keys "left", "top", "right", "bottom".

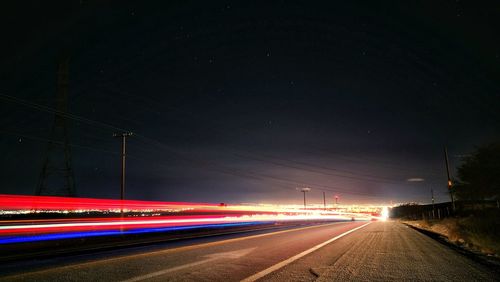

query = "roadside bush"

[{"left": 457, "top": 211, "right": 500, "bottom": 254}]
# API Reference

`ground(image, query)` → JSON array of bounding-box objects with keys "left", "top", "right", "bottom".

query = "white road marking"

[
  {"left": 240, "top": 221, "right": 372, "bottom": 282},
  {"left": 121, "top": 248, "right": 255, "bottom": 282}
]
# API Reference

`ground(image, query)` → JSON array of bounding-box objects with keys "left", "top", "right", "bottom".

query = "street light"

[{"left": 300, "top": 187, "right": 310, "bottom": 209}]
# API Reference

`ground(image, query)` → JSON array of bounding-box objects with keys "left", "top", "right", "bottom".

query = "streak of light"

[
  {"left": 0, "top": 194, "right": 218, "bottom": 212},
  {"left": 0, "top": 222, "right": 266, "bottom": 244},
  {"left": 0, "top": 194, "right": 378, "bottom": 244}
]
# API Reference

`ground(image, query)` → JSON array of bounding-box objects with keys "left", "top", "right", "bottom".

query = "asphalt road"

[{"left": 1, "top": 221, "right": 498, "bottom": 281}]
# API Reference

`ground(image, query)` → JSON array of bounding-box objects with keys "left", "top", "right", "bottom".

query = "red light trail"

[{"left": 0, "top": 194, "right": 375, "bottom": 244}]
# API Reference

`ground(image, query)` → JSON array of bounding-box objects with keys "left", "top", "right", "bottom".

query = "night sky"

[{"left": 1, "top": 1, "right": 499, "bottom": 205}]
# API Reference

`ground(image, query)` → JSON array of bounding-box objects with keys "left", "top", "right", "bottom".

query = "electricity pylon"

[{"left": 36, "top": 58, "right": 76, "bottom": 196}]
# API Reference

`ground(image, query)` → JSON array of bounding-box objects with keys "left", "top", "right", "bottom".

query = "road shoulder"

[{"left": 262, "top": 221, "right": 498, "bottom": 281}]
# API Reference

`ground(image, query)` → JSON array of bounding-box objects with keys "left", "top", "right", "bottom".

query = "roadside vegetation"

[
  {"left": 397, "top": 141, "right": 500, "bottom": 256},
  {"left": 405, "top": 210, "right": 500, "bottom": 255}
]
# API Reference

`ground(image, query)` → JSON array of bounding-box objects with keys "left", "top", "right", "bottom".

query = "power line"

[
  {"left": 0, "top": 93, "right": 129, "bottom": 133},
  {"left": 0, "top": 130, "right": 119, "bottom": 157},
  {"left": 89, "top": 86, "right": 443, "bottom": 177},
  {"left": 1, "top": 91, "right": 432, "bottom": 200},
  {"left": 132, "top": 136, "right": 423, "bottom": 198},
  {"left": 62, "top": 85, "right": 444, "bottom": 182},
  {"left": 233, "top": 153, "right": 404, "bottom": 184}
]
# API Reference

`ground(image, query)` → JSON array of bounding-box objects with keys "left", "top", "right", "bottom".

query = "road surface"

[{"left": 0, "top": 221, "right": 497, "bottom": 281}]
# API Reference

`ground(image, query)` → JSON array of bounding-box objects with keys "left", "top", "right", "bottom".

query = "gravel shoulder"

[{"left": 263, "top": 221, "right": 498, "bottom": 281}]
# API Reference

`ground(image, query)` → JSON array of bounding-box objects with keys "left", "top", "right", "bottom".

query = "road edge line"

[{"left": 240, "top": 221, "right": 372, "bottom": 282}]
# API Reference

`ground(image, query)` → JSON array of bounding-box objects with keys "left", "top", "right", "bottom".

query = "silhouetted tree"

[{"left": 455, "top": 142, "right": 500, "bottom": 201}]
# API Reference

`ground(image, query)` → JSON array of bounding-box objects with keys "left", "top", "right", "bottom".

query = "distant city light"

[{"left": 0, "top": 194, "right": 388, "bottom": 244}]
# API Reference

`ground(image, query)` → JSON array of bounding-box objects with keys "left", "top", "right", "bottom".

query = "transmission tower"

[{"left": 36, "top": 58, "right": 76, "bottom": 196}]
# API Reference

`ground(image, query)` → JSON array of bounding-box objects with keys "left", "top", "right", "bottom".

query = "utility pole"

[
  {"left": 114, "top": 132, "right": 133, "bottom": 201},
  {"left": 323, "top": 191, "right": 326, "bottom": 210},
  {"left": 300, "top": 188, "right": 310, "bottom": 209},
  {"left": 335, "top": 195, "right": 339, "bottom": 207},
  {"left": 431, "top": 187, "right": 435, "bottom": 219},
  {"left": 431, "top": 187, "right": 435, "bottom": 205},
  {"left": 444, "top": 146, "right": 456, "bottom": 211}
]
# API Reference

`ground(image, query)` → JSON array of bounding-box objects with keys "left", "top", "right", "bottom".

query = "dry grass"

[
  {"left": 403, "top": 213, "right": 500, "bottom": 256},
  {"left": 458, "top": 215, "right": 500, "bottom": 255}
]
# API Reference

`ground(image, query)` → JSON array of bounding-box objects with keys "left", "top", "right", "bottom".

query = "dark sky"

[{"left": 1, "top": 1, "right": 499, "bottom": 205}]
